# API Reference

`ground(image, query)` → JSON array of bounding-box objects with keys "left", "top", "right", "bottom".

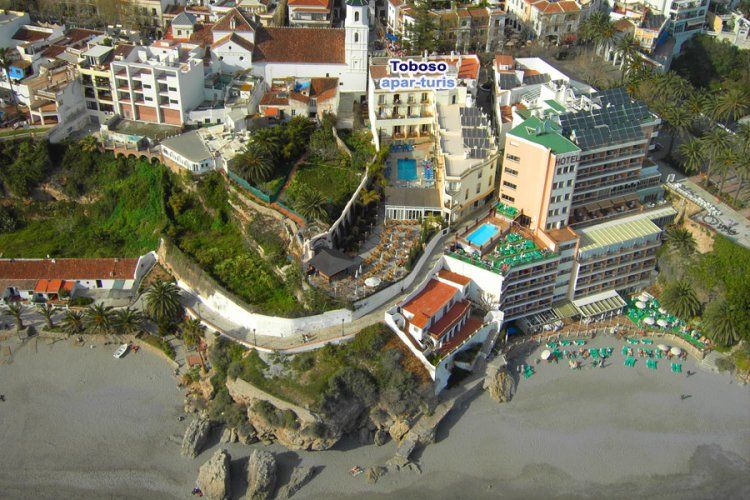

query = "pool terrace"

[
  {"left": 450, "top": 219, "right": 558, "bottom": 275},
  {"left": 496, "top": 201, "right": 519, "bottom": 220},
  {"left": 385, "top": 140, "right": 436, "bottom": 189}
]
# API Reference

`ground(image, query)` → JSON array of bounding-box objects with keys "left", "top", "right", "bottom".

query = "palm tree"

[
  {"left": 115, "top": 307, "right": 144, "bottom": 335},
  {"left": 79, "top": 135, "right": 99, "bottom": 154},
  {"left": 85, "top": 303, "right": 115, "bottom": 335},
  {"left": 615, "top": 33, "right": 640, "bottom": 76},
  {"left": 731, "top": 124, "right": 750, "bottom": 203},
  {"left": 664, "top": 227, "right": 696, "bottom": 256},
  {"left": 5, "top": 302, "right": 24, "bottom": 330},
  {"left": 235, "top": 148, "right": 273, "bottom": 186},
  {"left": 357, "top": 188, "right": 380, "bottom": 216},
  {"left": 37, "top": 303, "right": 56, "bottom": 329},
  {"left": 714, "top": 85, "right": 750, "bottom": 124},
  {"left": 144, "top": 280, "right": 182, "bottom": 325},
  {"left": 678, "top": 139, "right": 705, "bottom": 176},
  {"left": 703, "top": 299, "right": 739, "bottom": 346},
  {"left": 180, "top": 317, "right": 205, "bottom": 348},
  {"left": 715, "top": 147, "right": 739, "bottom": 198},
  {"left": 660, "top": 280, "right": 701, "bottom": 320},
  {"left": 662, "top": 104, "right": 694, "bottom": 157},
  {"left": 701, "top": 128, "right": 732, "bottom": 184},
  {"left": 295, "top": 188, "right": 327, "bottom": 222},
  {"left": 61, "top": 310, "right": 84, "bottom": 337}
]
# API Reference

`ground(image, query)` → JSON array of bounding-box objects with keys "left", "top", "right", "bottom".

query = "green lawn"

[{"left": 286, "top": 160, "right": 362, "bottom": 208}]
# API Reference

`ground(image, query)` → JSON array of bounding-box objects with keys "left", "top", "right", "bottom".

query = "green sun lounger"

[
  {"left": 671, "top": 363, "right": 682, "bottom": 373},
  {"left": 561, "top": 340, "right": 571, "bottom": 346},
  {"left": 642, "top": 339, "right": 653, "bottom": 345},
  {"left": 647, "top": 359, "right": 657, "bottom": 370},
  {"left": 576, "top": 339, "right": 586, "bottom": 346},
  {"left": 622, "top": 346, "right": 629, "bottom": 356},
  {"left": 546, "top": 342, "right": 556, "bottom": 348}
]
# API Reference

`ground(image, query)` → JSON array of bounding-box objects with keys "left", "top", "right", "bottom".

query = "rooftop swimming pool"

[
  {"left": 466, "top": 223, "right": 500, "bottom": 247},
  {"left": 397, "top": 158, "right": 418, "bottom": 181}
]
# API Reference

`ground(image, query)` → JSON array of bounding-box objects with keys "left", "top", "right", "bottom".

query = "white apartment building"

[
  {"left": 111, "top": 40, "right": 205, "bottom": 126},
  {"left": 506, "top": 0, "right": 583, "bottom": 43},
  {"left": 639, "top": 0, "right": 709, "bottom": 53}
]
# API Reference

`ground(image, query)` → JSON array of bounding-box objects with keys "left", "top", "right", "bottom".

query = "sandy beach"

[{"left": 1, "top": 333, "right": 748, "bottom": 499}]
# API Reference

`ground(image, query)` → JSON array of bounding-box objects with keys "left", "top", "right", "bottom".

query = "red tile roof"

[
  {"left": 12, "top": 27, "right": 48, "bottom": 42},
  {"left": 495, "top": 54, "right": 514, "bottom": 67},
  {"left": 438, "top": 270, "right": 472, "bottom": 286},
  {"left": 212, "top": 33, "right": 254, "bottom": 52},
  {"left": 402, "top": 279, "right": 459, "bottom": 329},
  {"left": 437, "top": 316, "right": 483, "bottom": 355},
  {"left": 34, "top": 279, "right": 64, "bottom": 294},
  {"left": 260, "top": 91, "right": 289, "bottom": 106},
  {"left": 429, "top": 300, "right": 470, "bottom": 340},
  {"left": 291, "top": 77, "right": 338, "bottom": 103},
  {"left": 66, "top": 28, "right": 103, "bottom": 43},
  {"left": 41, "top": 45, "right": 66, "bottom": 58},
  {"left": 289, "top": 0, "right": 331, "bottom": 7},
  {"left": 253, "top": 27, "right": 345, "bottom": 64},
  {"left": 213, "top": 8, "right": 254, "bottom": 33},
  {"left": 0, "top": 258, "right": 139, "bottom": 281}
]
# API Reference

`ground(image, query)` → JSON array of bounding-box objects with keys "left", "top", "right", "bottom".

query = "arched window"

[
  {"left": 354, "top": 33, "right": 359, "bottom": 43},
  {"left": 354, "top": 11, "right": 359, "bottom": 22}
]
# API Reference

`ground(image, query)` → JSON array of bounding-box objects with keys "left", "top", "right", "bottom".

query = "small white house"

[{"left": 160, "top": 130, "right": 216, "bottom": 174}]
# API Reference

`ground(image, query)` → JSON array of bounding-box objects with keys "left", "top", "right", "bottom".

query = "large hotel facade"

[{"left": 383, "top": 56, "right": 675, "bottom": 392}]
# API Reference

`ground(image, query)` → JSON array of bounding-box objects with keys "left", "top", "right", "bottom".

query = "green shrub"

[{"left": 68, "top": 297, "right": 94, "bottom": 307}]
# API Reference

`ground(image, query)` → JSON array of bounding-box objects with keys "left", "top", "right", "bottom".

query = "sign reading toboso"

[{"left": 380, "top": 59, "right": 457, "bottom": 91}]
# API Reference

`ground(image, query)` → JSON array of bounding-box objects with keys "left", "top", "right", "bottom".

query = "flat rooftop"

[
  {"left": 577, "top": 212, "right": 662, "bottom": 257},
  {"left": 508, "top": 116, "right": 580, "bottom": 155}
]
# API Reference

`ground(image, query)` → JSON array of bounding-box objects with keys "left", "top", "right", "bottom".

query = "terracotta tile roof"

[
  {"left": 429, "top": 300, "right": 471, "bottom": 340},
  {"left": 369, "top": 65, "right": 388, "bottom": 79},
  {"left": 212, "top": 33, "right": 254, "bottom": 52},
  {"left": 614, "top": 18, "right": 634, "bottom": 31},
  {"left": 527, "top": 0, "right": 580, "bottom": 14},
  {"left": 402, "top": 279, "right": 459, "bottom": 329},
  {"left": 263, "top": 106, "right": 280, "bottom": 116},
  {"left": 468, "top": 8, "right": 489, "bottom": 17},
  {"left": 114, "top": 44, "right": 135, "bottom": 59},
  {"left": 495, "top": 54, "right": 514, "bottom": 67},
  {"left": 288, "top": 0, "right": 331, "bottom": 7},
  {"left": 388, "top": 0, "right": 404, "bottom": 6},
  {"left": 433, "top": 55, "right": 481, "bottom": 80},
  {"left": 41, "top": 45, "right": 66, "bottom": 58},
  {"left": 253, "top": 27, "right": 345, "bottom": 64},
  {"left": 12, "top": 27, "right": 48, "bottom": 42},
  {"left": 34, "top": 279, "right": 64, "bottom": 294},
  {"left": 0, "top": 258, "right": 139, "bottom": 281},
  {"left": 213, "top": 8, "right": 254, "bottom": 33},
  {"left": 66, "top": 28, "right": 103, "bottom": 43},
  {"left": 438, "top": 270, "right": 472, "bottom": 286},
  {"left": 437, "top": 316, "right": 483, "bottom": 355},
  {"left": 260, "top": 91, "right": 289, "bottom": 106}
]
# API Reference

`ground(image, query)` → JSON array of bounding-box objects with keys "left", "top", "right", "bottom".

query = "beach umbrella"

[
  {"left": 636, "top": 301, "right": 646, "bottom": 309},
  {"left": 541, "top": 349, "right": 551, "bottom": 360},
  {"left": 657, "top": 319, "right": 668, "bottom": 327},
  {"left": 658, "top": 344, "right": 669, "bottom": 351},
  {"left": 364, "top": 277, "right": 381, "bottom": 288},
  {"left": 658, "top": 307, "right": 666, "bottom": 314},
  {"left": 670, "top": 347, "right": 682, "bottom": 356},
  {"left": 643, "top": 317, "right": 655, "bottom": 325},
  {"left": 639, "top": 293, "right": 649, "bottom": 302}
]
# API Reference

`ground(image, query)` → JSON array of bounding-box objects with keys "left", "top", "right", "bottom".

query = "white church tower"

[{"left": 344, "top": 0, "right": 368, "bottom": 78}]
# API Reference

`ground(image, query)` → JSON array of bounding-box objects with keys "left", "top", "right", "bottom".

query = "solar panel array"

[
  {"left": 497, "top": 72, "right": 520, "bottom": 90},
  {"left": 524, "top": 73, "right": 551, "bottom": 86},
  {"left": 460, "top": 107, "right": 492, "bottom": 159},
  {"left": 559, "top": 88, "right": 653, "bottom": 150}
]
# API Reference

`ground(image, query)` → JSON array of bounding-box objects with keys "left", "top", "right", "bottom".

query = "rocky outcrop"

[
  {"left": 484, "top": 359, "right": 514, "bottom": 403},
  {"left": 388, "top": 420, "right": 410, "bottom": 443},
  {"left": 197, "top": 449, "right": 231, "bottom": 500},
  {"left": 246, "top": 449, "right": 277, "bottom": 500},
  {"left": 365, "top": 466, "right": 387, "bottom": 485},
  {"left": 280, "top": 466, "right": 316, "bottom": 498},
  {"left": 181, "top": 418, "right": 212, "bottom": 458},
  {"left": 246, "top": 405, "right": 339, "bottom": 451},
  {"left": 374, "top": 428, "right": 390, "bottom": 446},
  {"left": 220, "top": 426, "right": 237, "bottom": 444}
]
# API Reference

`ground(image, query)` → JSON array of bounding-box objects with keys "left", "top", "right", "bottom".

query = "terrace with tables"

[
  {"left": 308, "top": 220, "right": 421, "bottom": 301},
  {"left": 449, "top": 217, "right": 558, "bottom": 276},
  {"left": 625, "top": 291, "right": 710, "bottom": 350},
  {"left": 571, "top": 194, "right": 641, "bottom": 227}
]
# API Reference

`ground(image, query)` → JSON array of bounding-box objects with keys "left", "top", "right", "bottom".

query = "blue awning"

[{"left": 385, "top": 32, "right": 397, "bottom": 42}]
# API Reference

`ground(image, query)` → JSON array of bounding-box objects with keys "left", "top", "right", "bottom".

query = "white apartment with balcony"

[{"left": 111, "top": 40, "right": 205, "bottom": 126}]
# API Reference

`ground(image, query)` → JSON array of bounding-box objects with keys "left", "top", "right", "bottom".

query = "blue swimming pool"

[
  {"left": 397, "top": 158, "right": 418, "bottom": 181},
  {"left": 466, "top": 223, "right": 500, "bottom": 247}
]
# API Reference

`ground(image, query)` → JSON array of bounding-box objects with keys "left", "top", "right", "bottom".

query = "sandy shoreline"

[{"left": 1, "top": 333, "right": 748, "bottom": 499}]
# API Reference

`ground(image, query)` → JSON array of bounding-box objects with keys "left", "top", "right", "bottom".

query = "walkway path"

[
  {"left": 182, "top": 234, "right": 448, "bottom": 353},
  {"left": 667, "top": 178, "right": 750, "bottom": 249}
]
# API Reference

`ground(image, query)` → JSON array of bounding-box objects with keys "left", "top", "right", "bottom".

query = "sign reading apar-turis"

[{"left": 380, "top": 59, "right": 457, "bottom": 91}]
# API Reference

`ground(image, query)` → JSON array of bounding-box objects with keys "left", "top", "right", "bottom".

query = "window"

[
  {"left": 168, "top": 86, "right": 177, "bottom": 91},
  {"left": 504, "top": 167, "right": 518, "bottom": 176},
  {"left": 506, "top": 154, "right": 520, "bottom": 162},
  {"left": 239, "top": 56, "right": 244, "bottom": 61},
  {"left": 354, "top": 33, "right": 359, "bottom": 42},
  {"left": 564, "top": 193, "right": 570, "bottom": 200},
  {"left": 501, "top": 193, "right": 514, "bottom": 202},
  {"left": 478, "top": 170, "right": 482, "bottom": 178},
  {"left": 503, "top": 181, "right": 517, "bottom": 190},
  {"left": 476, "top": 184, "right": 481, "bottom": 194},
  {"left": 566, "top": 179, "right": 573, "bottom": 187},
  {"left": 355, "top": 11, "right": 359, "bottom": 22}
]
